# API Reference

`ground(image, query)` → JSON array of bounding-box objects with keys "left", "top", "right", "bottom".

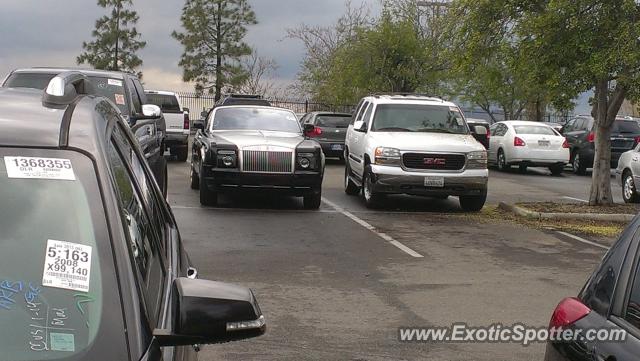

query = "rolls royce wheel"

[
  {"left": 198, "top": 166, "right": 217, "bottom": 206},
  {"left": 190, "top": 165, "right": 199, "bottom": 190},
  {"left": 303, "top": 191, "right": 322, "bottom": 210}
]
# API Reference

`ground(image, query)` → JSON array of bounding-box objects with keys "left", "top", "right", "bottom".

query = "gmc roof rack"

[
  {"left": 371, "top": 93, "right": 444, "bottom": 102},
  {"left": 42, "top": 71, "right": 96, "bottom": 109},
  {"left": 225, "top": 94, "right": 263, "bottom": 99}
]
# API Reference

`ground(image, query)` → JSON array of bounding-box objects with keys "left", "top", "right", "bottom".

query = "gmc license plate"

[{"left": 424, "top": 176, "right": 445, "bottom": 188}]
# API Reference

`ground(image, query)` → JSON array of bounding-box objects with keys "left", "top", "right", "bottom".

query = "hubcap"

[
  {"left": 624, "top": 175, "right": 635, "bottom": 200},
  {"left": 364, "top": 174, "right": 372, "bottom": 201},
  {"left": 498, "top": 153, "right": 505, "bottom": 169},
  {"left": 573, "top": 154, "right": 580, "bottom": 170},
  {"left": 345, "top": 169, "right": 350, "bottom": 189}
]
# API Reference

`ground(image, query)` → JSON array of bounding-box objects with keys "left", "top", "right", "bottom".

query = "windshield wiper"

[
  {"left": 415, "top": 128, "right": 460, "bottom": 134},
  {"left": 375, "top": 127, "right": 414, "bottom": 132}
]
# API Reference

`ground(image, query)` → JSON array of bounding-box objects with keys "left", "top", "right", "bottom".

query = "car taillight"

[
  {"left": 587, "top": 131, "right": 595, "bottom": 143},
  {"left": 486, "top": 129, "right": 491, "bottom": 139},
  {"left": 635, "top": 136, "right": 640, "bottom": 144},
  {"left": 514, "top": 137, "right": 526, "bottom": 147},
  {"left": 549, "top": 297, "right": 591, "bottom": 329},
  {"left": 183, "top": 113, "right": 190, "bottom": 130},
  {"left": 310, "top": 127, "right": 323, "bottom": 137},
  {"left": 562, "top": 138, "right": 569, "bottom": 148}
]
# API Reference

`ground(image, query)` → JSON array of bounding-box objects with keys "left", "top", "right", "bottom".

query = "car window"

[
  {"left": 356, "top": 102, "right": 370, "bottom": 122},
  {"left": 315, "top": 115, "right": 351, "bottom": 128},
  {"left": 613, "top": 120, "right": 640, "bottom": 134},
  {"left": 146, "top": 93, "right": 182, "bottom": 114},
  {"left": 132, "top": 79, "right": 147, "bottom": 105},
  {"left": 106, "top": 137, "right": 166, "bottom": 326},
  {"left": 514, "top": 125, "right": 557, "bottom": 135},
  {"left": 563, "top": 119, "right": 575, "bottom": 132},
  {"left": 0, "top": 149, "right": 127, "bottom": 360},
  {"left": 625, "top": 259, "right": 640, "bottom": 329},
  {"left": 371, "top": 104, "right": 468, "bottom": 134},
  {"left": 350, "top": 99, "right": 365, "bottom": 125},
  {"left": 125, "top": 78, "right": 142, "bottom": 115},
  {"left": 361, "top": 104, "right": 374, "bottom": 128},
  {"left": 211, "top": 107, "right": 301, "bottom": 133}
]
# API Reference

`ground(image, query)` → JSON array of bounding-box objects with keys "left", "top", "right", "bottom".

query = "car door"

[
  {"left": 590, "top": 234, "right": 640, "bottom": 361},
  {"left": 488, "top": 123, "right": 500, "bottom": 161},
  {"left": 490, "top": 123, "right": 507, "bottom": 163},
  {"left": 350, "top": 102, "right": 373, "bottom": 178},
  {"left": 565, "top": 118, "right": 585, "bottom": 150}
]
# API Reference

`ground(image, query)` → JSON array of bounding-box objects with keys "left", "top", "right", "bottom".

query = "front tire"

[
  {"left": 362, "top": 166, "right": 384, "bottom": 209},
  {"left": 303, "top": 191, "right": 322, "bottom": 210},
  {"left": 459, "top": 193, "right": 487, "bottom": 212},
  {"left": 623, "top": 171, "right": 640, "bottom": 203},
  {"left": 572, "top": 151, "right": 587, "bottom": 175},
  {"left": 344, "top": 163, "right": 360, "bottom": 196},
  {"left": 198, "top": 166, "right": 217, "bottom": 206},
  {"left": 497, "top": 149, "right": 509, "bottom": 172},
  {"left": 190, "top": 165, "right": 200, "bottom": 190}
]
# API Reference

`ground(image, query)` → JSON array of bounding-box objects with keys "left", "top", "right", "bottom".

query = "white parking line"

[
  {"left": 321, "top": 198, "right": 424, "bottom": 258},
  {"left": 562, "top": 196, "right": 588, "bottom": 203},
  {"left": 556, "top": 231, "right": 609, "bottom": 250}
]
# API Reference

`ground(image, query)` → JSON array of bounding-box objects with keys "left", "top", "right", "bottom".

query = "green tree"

[
  {"left": 77, "top": 0, "right": 146, "bottom": 75},
  {"left": 173, "top": 0, "right": 256, "bottom": 100}
]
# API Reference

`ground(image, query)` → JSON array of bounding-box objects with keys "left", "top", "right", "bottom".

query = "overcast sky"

[{"left": 0, "top": 0, "right": 375, "bottom": 92}]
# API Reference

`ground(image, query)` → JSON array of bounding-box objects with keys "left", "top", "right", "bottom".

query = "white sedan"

[{"left": 488, "top": 120, "right": 570, "bottom": 175}]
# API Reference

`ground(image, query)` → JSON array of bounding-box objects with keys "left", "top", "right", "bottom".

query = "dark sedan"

[
  {"left": 300, "top": 112, "right": 352, "bottom": 159},
  {"left": 544, "top": 216, "right": 640, "bottom": 361},
  {"left": 0, "top": 73, "right": 265, "bottom": 361}
]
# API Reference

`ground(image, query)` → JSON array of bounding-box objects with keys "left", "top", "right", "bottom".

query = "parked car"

[
  {"left": 562, "top": 115, "right": 640, "bottom": 175},
  {"left": 2, "top": 67, "right": 168, "bottom": 194},
  {"left": 343, "top": 94, "right": 489, "bottom": 211},
  {"left": 466, "top": 118, "right": 491, "bottom": 149},
  {"left": 615, "top": 145, "right": 640, "bottom": 203},
  {"left": 191, "top": 106, "right": 325, "bottom": 209},
  {"left": 216, "top": 94, "right": 271, "bottom": 107},
  {"left": 301, "top": 112, "right": 352, "bottom": 159},
  {"left": 543, "top": 121, "right": 565, "bottom": 133},
  {"left": 544, "top": 216, "right": 640, "bottom": 361},
  {"left": 146, "top": 90, "right": 190, "bottom": 161},
  {"left": 0, "top": 73, "right": 266, "bottom": 361},
  {"left": 488, "top": 120, "right": 569, "bottom": 175}
]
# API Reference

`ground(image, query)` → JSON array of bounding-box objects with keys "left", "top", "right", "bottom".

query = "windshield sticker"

[
  {"left": 42, "top": 240, "right": 92, "bottom": 293},
  {"left": 4, "top": 157, "right": 76, "bottom": 181},
  {"left": 107, "top": 79, "right": 122, "bottom": 87},
  {"left": 49, "top": 332, "right": 75, "bottom": 352},
  {"left": 114, "top": 94, "right": 125, "bottom": 105}
]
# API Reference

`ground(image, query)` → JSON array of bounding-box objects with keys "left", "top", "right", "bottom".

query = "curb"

[{"left": 497, "top": 202, "right": 635, "bottom": 222}]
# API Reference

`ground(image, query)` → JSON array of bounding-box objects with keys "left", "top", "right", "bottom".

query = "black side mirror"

[
  {"left": 154, "top": 278, "right": 266, "bottom": 346},
  {"left": 303, "top": 123, "right": 315, "bottom": 134},
  {"left": 193, "top": 120, "right": 205, "bottom": 131}
]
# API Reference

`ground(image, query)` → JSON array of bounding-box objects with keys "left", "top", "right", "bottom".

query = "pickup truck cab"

[
  {"left": 344, "top": 94, "right": 489, "bottom": 211},
  {"left": 146, "top": 90, "right": 190, "bottom": 162}
]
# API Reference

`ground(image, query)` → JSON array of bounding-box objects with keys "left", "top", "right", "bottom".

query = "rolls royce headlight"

[
  {"left": 217, "top": 150, "right": 237, "bottom": 168},
  {"left": 297, "top": 152, "right": 317, "bottom": 170},
  {"left": 467, "top": 150, "right": 487, "bottom": 169},
  {"left": 375, "top": 147, "right": 401, "bottom": 166}
]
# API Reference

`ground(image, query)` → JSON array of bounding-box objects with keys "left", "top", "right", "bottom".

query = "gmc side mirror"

[
  {"left": 193, "top": 120, "right": 205, "bottom": 131},
  {"left": 353, "top": 120, "right": 367, "bottom": 132},
  {"left": 154, "top": 278, "right": 266, "bottom": 346}
]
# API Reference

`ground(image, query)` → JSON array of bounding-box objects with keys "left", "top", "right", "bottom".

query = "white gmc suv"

[
  {"left": 344, "top": 94, "right": 489, "bottom": 211},
  {"left": 145, "top": 90, "right": 190, "bottom": 161}
]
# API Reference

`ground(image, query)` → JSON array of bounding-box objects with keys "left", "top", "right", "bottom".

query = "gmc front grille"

[
  {"left": 402, "top": 153, "right": 466, "bottom": 171},
  {"left": 242, "top": 150, "right": 293, "bottom": 173}
]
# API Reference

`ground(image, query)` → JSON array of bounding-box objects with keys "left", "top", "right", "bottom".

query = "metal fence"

[
  {"left": 177, "top": 91, "right": 573, "bottom": 124},
  {"left": 177, "top": 92, "right": 353, "bottom": 117}
]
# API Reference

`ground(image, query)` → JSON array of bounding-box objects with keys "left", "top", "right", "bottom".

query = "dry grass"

[
  {"left": 517, "top": 202, "right": 640, "bottom": 215},
  {"left": 459, "top": 206, "right": 626, "bottom": 238}
]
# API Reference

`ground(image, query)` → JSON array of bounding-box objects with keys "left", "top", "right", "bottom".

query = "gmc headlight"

[
  {"left": 375, "top": 147, "right": 401, "bottom": 166},
  {"left": 217, "top": 150, "right": 237, "bottom": 168},
  {"left": 467, "top": 150, "right": 487, "bottom": 169},
  {"left": 297, "top": 152, "right": 318, "bottom": 170}
]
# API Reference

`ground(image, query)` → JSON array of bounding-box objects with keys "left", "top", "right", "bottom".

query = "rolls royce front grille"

[{"left": 242, "top": 150, "right": 293, "bottom": 173}]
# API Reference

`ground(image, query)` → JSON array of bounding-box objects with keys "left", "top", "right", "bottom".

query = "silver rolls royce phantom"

[{"left": 190, "top": 106, "right": 325, "bottom": 209}]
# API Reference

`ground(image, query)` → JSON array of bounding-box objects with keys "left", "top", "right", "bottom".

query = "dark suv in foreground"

[
  {"left": 2, "top": 67, "right": 168, "bottom": 194},
  {"left": 563, "top": 115, "right": 640, "bottom": 174},
  {"left": 0, "top": 72, "right": 265, "bottom": 361},
  {"left": 544, "top": 214, "right": 640, "bottom": 360}
]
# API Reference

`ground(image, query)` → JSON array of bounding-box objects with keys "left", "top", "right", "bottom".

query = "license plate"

[
  {"left": 331, "top": 144, "right": 343, "bottom": 151},
  {"left": 424, "top": 176, "right": 444, "bottom": 188},
  {"left": 538, "top": 140, "right": 550, "bottom": 146}
]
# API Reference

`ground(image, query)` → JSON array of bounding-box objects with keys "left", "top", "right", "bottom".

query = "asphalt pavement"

[{"left": 166, "top": 159, "right": 613, "bottom": 361}]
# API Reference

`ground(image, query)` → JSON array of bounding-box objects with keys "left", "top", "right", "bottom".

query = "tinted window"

[
  {"left": 371, "top": 104, "right": 468, "bottom": 134},
  {"left": 146, "top": 93, "right": 182, "bottom": 113},
  {"left": 4, "top": 73, "right": 130, "bottom": 115},
  {"left": 211, "top": 107, "right": 300, "bottom": 133},
  {"left": 315, "top": 115, "right": 351, "bottom": 128},
  {"left": 107, "top": 139, "right": 165, "bottom": 325},
  {"left": 613, "top": 120, "right": 640, "bottom": 134},
  {"left": 356, "top": 102, "right": 370, "bottom": 122},
  {"left": 514, "top": 125, "right": 556, "bottom": 135},
  {"left": 626, "top": 261, "right": 640, "bottom": 329},
  {"left": 0, "top": 149, "right": 126, "bottom": 360}
]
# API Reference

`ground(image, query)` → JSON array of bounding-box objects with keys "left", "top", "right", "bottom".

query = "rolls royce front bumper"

[{"left": 202, "top": 167, "right": 323, "bottom": 196}]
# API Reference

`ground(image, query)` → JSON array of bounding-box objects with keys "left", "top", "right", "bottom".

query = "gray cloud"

[{"left": 0, "top": 0, "right": 375, "bottom": 92}]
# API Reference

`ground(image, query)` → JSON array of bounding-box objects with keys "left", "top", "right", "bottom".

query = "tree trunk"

[
  {"left": 214, "top": 1, "right": 223, "bottom": 102},
  {"left": 588, "top": 80, "right": 627, "bottom": 205}
]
